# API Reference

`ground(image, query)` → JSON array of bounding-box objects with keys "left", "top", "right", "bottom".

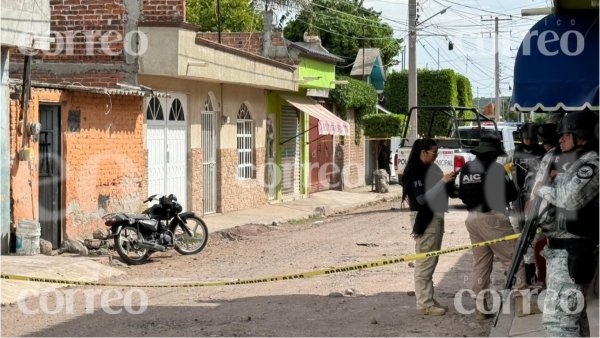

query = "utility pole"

[
  {"left": 408, "top": 0, "right": 417, "bottom": 143},
  {"left": 437, "top": 48, "right": 439, "bottom": 70},
  {"left": 481, "top": 16, "right": 511, "bottom": 120}
]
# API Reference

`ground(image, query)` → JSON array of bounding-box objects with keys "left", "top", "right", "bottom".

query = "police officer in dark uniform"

[
  {"left": 458, "top": 135, "right": 535, "bottom": 319},
  {"left": 532, "top": 111, "right": 599, "bottom": 336}
]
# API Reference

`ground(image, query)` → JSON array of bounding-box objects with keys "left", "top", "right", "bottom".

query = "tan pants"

[
  {"left": 465, "top": 211, "right": 527, "bottom": 295},
  {"left": 412, "top": 212, "right": 444, "bottom": 309}
]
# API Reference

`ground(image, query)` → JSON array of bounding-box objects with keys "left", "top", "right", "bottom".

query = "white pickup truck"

[{"left": 390, "top": 106, "right": 518, "bottom": 182}]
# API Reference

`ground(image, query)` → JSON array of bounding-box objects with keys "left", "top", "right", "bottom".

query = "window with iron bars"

[{"left": 237, "top": 103, "right": 254, "bottom": 179}]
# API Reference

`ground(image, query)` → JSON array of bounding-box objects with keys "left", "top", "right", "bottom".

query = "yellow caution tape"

[{"left": 0, "top": 233, "right": 520, "bottom": 288}]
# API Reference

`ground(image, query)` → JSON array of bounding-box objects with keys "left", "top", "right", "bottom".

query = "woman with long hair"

[{"left": 402, "top": 139, "right": 457, "bottom": 316}]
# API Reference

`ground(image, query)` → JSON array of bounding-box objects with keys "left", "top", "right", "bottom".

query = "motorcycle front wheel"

[
  {"left": 174, "top": 216, "right": 208, "bottom": 255},
  {"left": 114, "top": 225, "right": 149, "bottom": 265}
]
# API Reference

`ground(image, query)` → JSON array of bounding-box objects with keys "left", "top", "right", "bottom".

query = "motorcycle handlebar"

[{"left": 143, "top": 194, "right": 178, "bottom": 203}]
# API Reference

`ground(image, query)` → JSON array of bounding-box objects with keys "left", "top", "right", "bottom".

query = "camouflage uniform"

[{"left": 535, "top": 149, "right": 599, "bottom": 337}]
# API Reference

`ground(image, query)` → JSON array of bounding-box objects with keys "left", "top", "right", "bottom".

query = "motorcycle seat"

[{"left": 128, "top": 214, "right": 151, "bottom": 220}]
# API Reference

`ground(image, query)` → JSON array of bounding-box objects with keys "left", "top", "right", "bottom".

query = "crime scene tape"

[{"left": 0, "top": 233, "right": 520, "bottom": 288}]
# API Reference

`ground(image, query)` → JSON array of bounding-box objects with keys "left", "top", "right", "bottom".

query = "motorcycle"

[{"left": 102, "top": 194, "right": 208, "bottom": 265}]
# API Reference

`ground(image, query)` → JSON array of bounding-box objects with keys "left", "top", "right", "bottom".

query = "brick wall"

[
  {"left": 33, "top": 72, "right": 127, "bottom": 88},
  {"left": 10, "top": 0, "right": 186, "bottom": 86},
  {"left": 142, "top": 0, "right": 185, "bottom": 22},
  {"left": 197, "top": 32, "right": 287, "bottom": 57},
  {"left": 334, "top": 109, "right": 365, "bottom": 189},
  {"left": 63, "top": 91, "right": 145, "bottom": 239},
  {"left": 217, "top": 148, "right": 268, "bottom": 213},
  {"left": 10, "top": 87, "right": 146, "bottom": 242},
  {"left": 46, "top": 0, "right": 127, "bottom": 62}
]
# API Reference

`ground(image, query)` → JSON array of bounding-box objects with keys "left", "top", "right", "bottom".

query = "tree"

[
  {"left": 186, "top": 0, "right": 263, "bottom": 32},
  {"left": 283, "top": 0, "right": 401, "bottom": 74}
]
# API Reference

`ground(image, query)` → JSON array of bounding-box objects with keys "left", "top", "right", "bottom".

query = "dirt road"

[{"left": 1, "top": 199, "right": 509, "bottom": 336}]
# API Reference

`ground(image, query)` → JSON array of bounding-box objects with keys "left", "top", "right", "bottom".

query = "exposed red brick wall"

[
  {"left": 197, "top": 32, "right": 287, "bottom": 57},
  {"left": 33, "top": 72, "right": 126, "bottom": 88},
  {"left": 47, "top": 0, "right": 126, "bottom": 62},
  {"left": 10, "top": 87, "right": 146, "bottom": 241},
  {"left": 142, "top": 0, "right": 185, "bottom": 22},
  {"left": 217, "top": 148, "right": 268, "bottom": 213}
]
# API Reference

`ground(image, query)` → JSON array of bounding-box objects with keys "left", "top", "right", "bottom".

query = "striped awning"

[{"left": 280, "top": 94, "right": 350, "bottom": 136}]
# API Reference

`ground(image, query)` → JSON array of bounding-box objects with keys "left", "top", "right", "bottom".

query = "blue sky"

[{"left": 361, "top": 0, "right": 552, "bottom": 98}]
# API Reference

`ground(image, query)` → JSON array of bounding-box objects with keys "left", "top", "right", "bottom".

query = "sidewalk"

[{"left": 201, "top": 184, "right": 402, "bottom": 233}]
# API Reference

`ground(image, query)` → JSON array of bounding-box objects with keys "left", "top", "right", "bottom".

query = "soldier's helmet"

[
  {"left": 556, "top": 111, "right": 599, "bottom": 140},
  {"left": 537, "top": 123, "right": 558, "bottom": 146},
  {"left": 519, "top": 122, "right": 538, "bottom": 140}
]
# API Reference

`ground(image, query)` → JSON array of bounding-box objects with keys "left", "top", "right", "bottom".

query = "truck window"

[{"left": 451, "top": 128, "right": 500, "bottom": 147}]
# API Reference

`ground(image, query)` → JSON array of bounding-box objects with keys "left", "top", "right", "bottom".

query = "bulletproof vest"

[
  {"left": 459, "top": 160, "right": 487, "bottom": 211},
  {"left": 559, "top": 195, "right": 599, "bottom": 242}
]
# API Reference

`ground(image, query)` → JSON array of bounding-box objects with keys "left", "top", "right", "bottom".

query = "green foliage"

[
  {"left": 283, "top": 0, "right": 401, "bottom": 74},
  {"left": 330, "top": 76, "right": 377, "bottom": 119},
  {"left": 186, "top": 0, "right": 263, "bottom": 32},
  {"left": 456, "top": 74, "right": 473, "bottom": 107},
  {"left": 330, "top": 76, "right": 377, "bottom": 144},
  {"left": 362, "top": 113, "right": 406, "bottom": 138},
  {"left": 382, "top": 69, "right": 474, "bottom": 136}
]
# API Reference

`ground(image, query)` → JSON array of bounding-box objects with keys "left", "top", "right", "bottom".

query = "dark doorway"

[{"left": 39, "top": 105, "right": 61, "bottom": 248}]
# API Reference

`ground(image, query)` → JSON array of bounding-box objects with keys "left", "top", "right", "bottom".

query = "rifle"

[{"left": 493, "top": 149, "right": 557, "bottom": 326}]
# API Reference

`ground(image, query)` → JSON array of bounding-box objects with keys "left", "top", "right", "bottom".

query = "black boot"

[{"left": 525, "top": 263, "right": 537, "bottom": 286}]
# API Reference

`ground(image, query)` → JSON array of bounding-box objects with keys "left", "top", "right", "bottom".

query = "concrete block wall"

[{"left": 9, "top": 87, "right": 146, "bottom": 241}]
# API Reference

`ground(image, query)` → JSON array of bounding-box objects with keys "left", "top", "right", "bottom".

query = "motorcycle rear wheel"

[
  {"left": 114, "top": 225, "right": 149, "bottom": 265},
  {"left": 174, "top": 216, "right": 208, "bottom": 255}
]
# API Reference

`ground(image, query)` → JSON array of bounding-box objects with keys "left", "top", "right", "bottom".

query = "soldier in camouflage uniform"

[{"left": 532, "top": 111, "right": 599, "bottom": 337}]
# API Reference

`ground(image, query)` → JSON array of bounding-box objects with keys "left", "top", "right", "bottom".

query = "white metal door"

[
  {"left": 145, "top": 94, "right": 188, "bottom": 210},
  {"left": 281, "top": 106, "right": 300, "bottom": 198},
  {"left": 146, "top": 97, "right": 166, "bottom": 200},
  {"left": 166, "top": 95, "right": 187, "bottom": 210},
  {"left": 201, "top": 96, "right": 217, "bottom": 214}
]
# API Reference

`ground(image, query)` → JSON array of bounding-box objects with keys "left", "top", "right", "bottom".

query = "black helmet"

[
  {"left": 519, "top": 122, "right": 538, "bottom": 140},
  {"left": 537, "top": 123, "right": 558, "bottom": 146},
  {"left": 556, "top": 111, "right": 599, "bottom": 140}
]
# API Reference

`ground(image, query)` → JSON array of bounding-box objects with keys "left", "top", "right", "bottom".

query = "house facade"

[
  {"left": 5, "top": 0, "right": 302, "bottom": 245},
  {"left": 8, "top": 83, "right": 147, "bottom": 245},
  {"left": 137, "top": 23, "right": 298, "bottom": 214},
  {"left": 199, "top": 32, "right": 363, "bottom": 199},
  {"left": 1, "top": 0, "right": 51, "bottom": 253}
]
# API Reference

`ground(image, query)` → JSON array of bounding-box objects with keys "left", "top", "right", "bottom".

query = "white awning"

[{"left": 280, "top": 94, "right": 350, "bottom": 136}]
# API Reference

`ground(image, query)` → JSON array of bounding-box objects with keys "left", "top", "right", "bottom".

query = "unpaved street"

[{"left": 1, "top": 199, "right": 510, "bottom": 336}]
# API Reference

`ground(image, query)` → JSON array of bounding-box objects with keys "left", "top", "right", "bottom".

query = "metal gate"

[
  {"left": 201, "top": 96, "right": 217, "bottom": 214},
  {"left": 39, "top": 105, "right": 61, "bottom": 248},
  {"left": 280, "top": 106, "right": 300, "bottom": 197},
  {"left": 145, "top": 94, "right": 188, "bottom": 210}
]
